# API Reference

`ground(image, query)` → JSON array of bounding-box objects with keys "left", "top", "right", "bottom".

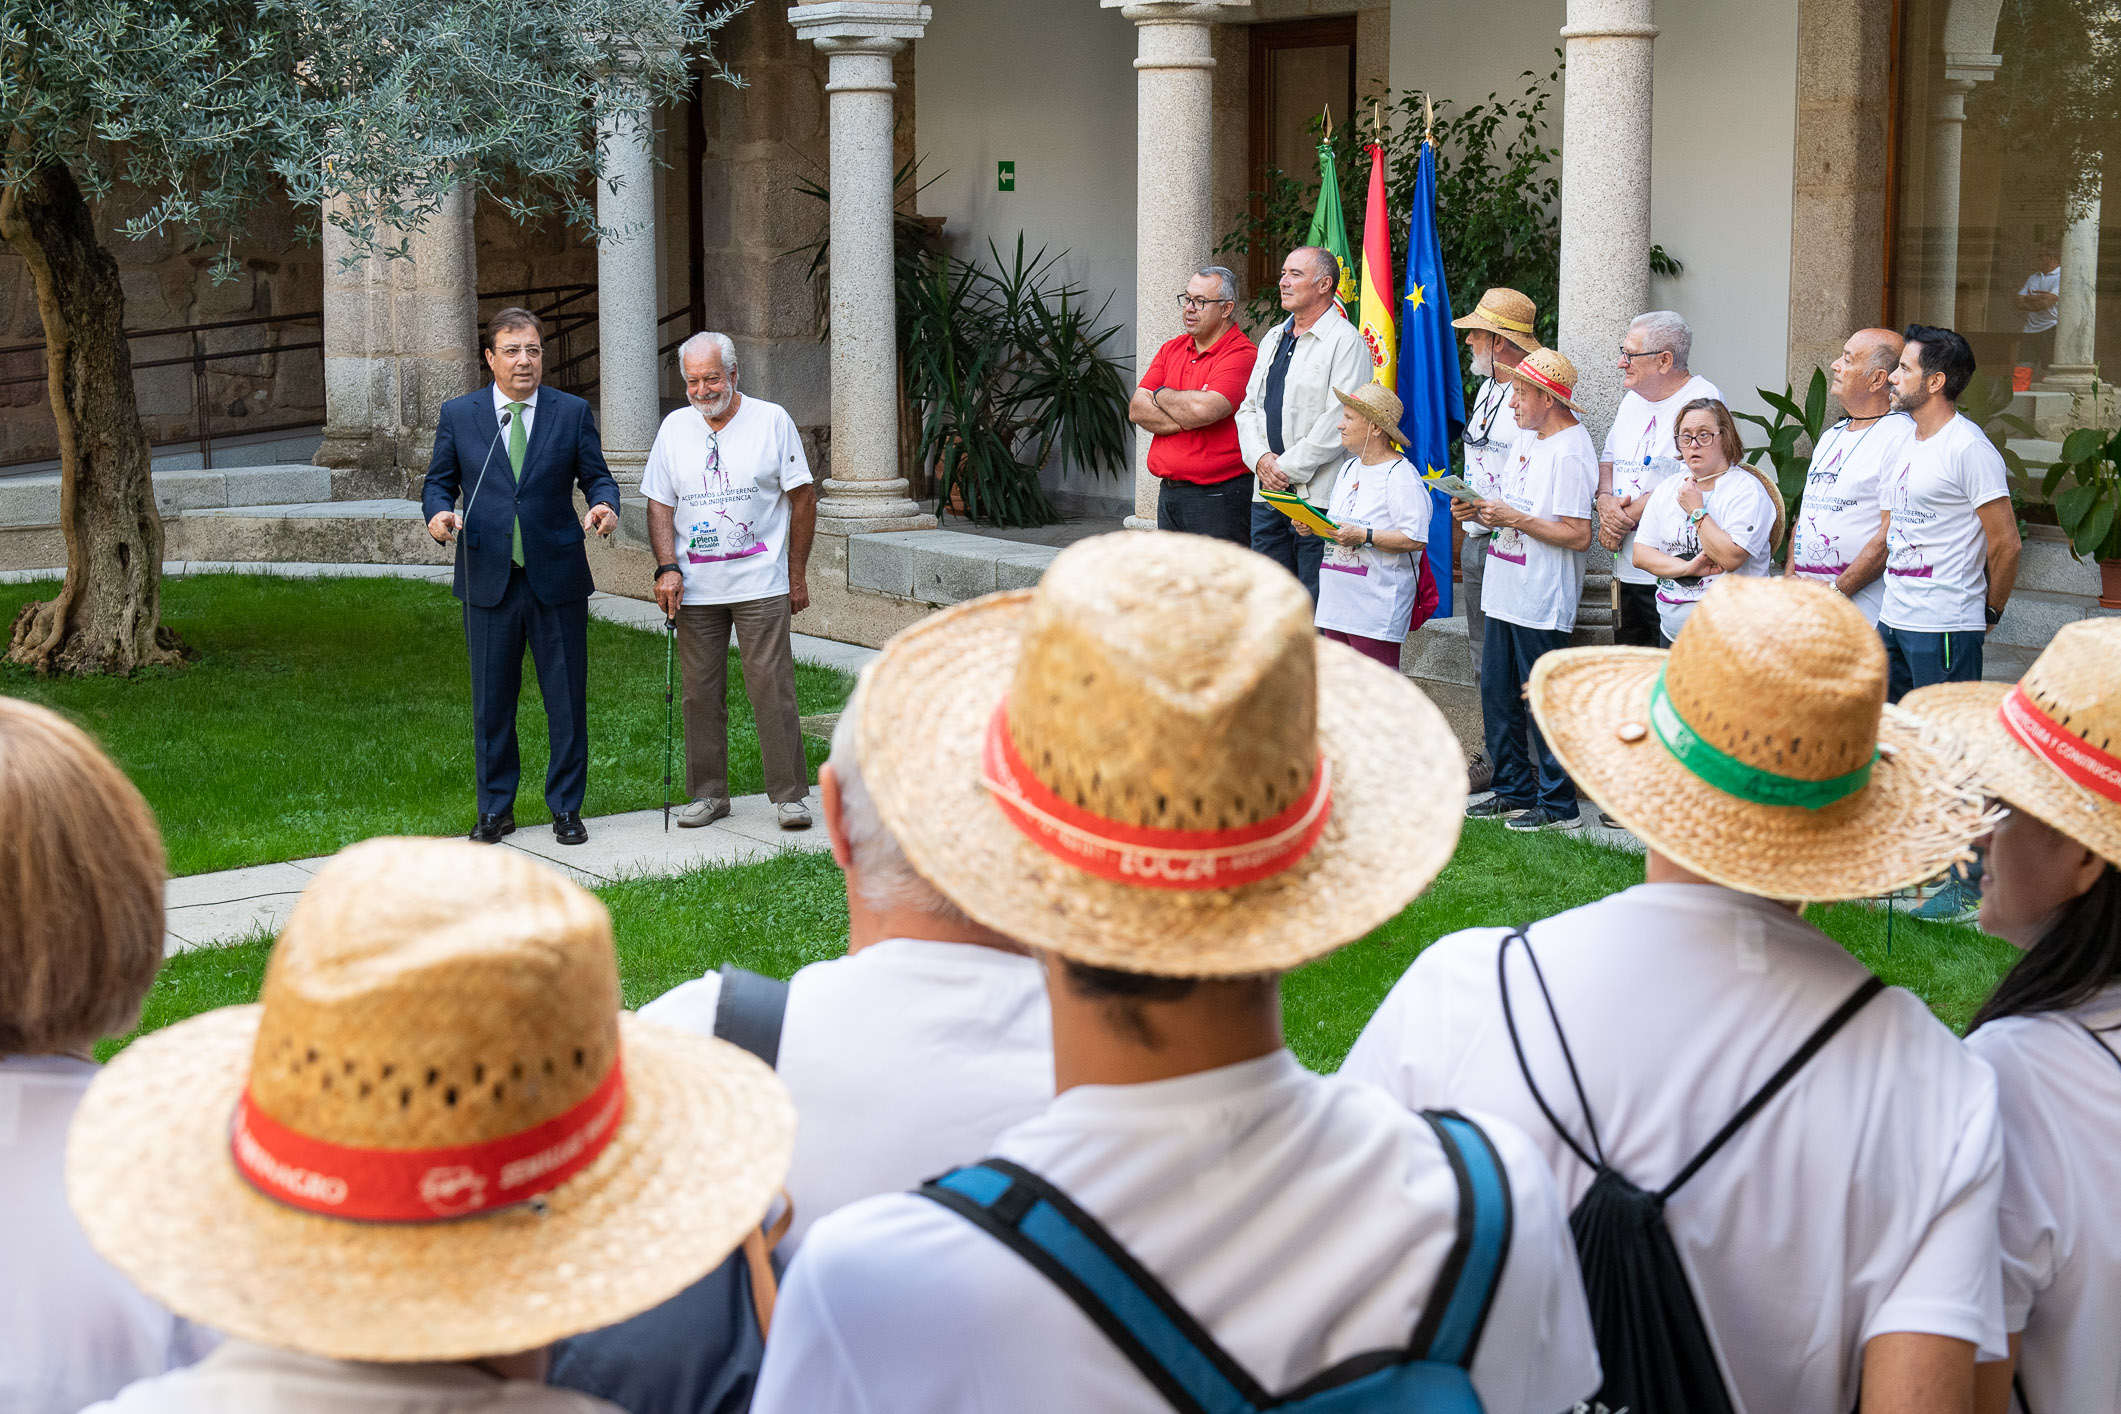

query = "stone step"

[
  {"left": 847, "top": 527, "right": 1058, "bottom": 606},
  {"left": 2017, "top": 528, "right": 2102, "bottom": 597},
  {"left": 0, "top": 463, "right": 356, "bottom": 530},
  {"left": 167, "top": 500, "right": 449, "bottom": 567},
  {"left": 1992, "top": 587, "right": 2119, "bottom": 648}
]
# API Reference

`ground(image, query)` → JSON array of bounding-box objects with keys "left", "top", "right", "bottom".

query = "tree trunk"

[{"left": 0, "top": 164, "right": 184, "bottom": 675}]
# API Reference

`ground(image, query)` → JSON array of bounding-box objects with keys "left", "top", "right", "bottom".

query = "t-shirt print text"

[{"left": 1883, "top": 459, "right": 1936, "bottom": 580}]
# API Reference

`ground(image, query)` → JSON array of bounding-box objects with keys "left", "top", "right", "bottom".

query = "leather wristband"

[{"left": 655, "top": 562, "right": 682, "bottom": 579}]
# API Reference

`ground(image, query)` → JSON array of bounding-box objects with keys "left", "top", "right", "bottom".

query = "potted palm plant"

[{"left": 2044, "top": 426, "right": 2121, "bottom": 607}]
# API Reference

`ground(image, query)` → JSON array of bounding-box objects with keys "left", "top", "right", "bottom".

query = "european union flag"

[{"left": 1394, "top": 141, "right": 1466, "bottom": 617}]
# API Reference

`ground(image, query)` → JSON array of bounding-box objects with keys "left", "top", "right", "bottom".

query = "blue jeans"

[
  {"left": 1250, "top": 501, "right": 1323, "bottom": 603},
  {"left": 1878, "top": 624, "right": 1984, "bottom": 704},
  {"left": 1481, "top": 617, "right": 1578, "bottom": 818}
]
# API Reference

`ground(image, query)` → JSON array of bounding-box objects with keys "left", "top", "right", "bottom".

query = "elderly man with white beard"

[{"left": 647, "top": 332, "right": 819, "bottom": 831}]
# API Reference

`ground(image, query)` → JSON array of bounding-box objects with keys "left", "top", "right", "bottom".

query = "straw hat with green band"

[{"left": 1526, "top": 576, "right": 1995, "bottom": 902}]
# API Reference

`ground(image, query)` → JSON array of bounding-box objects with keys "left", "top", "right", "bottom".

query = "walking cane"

[{"left": 664, "top": 616, "right": 676, "bottom": 832}]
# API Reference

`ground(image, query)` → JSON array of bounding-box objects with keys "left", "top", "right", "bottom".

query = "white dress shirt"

[
  {"left": 638, "top": 938, "right": 1053, "bottom": 1253},
  {"left": 753, "top": 1051, "right": 1600, "bottom": 1414},
  {"left": 489, "top": 383, "right": 539, "bottom": 441},
  {"left": 1235, "top": 305, "right": 1375, "bottom": 510},
  {"left": 1, "top": 1055, "right": 215, "bottom": 1414},
  {"left": 1342, "top": 883, "right": 2007, "bottom": 1414}
]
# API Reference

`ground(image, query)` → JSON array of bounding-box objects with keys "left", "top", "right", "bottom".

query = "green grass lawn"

[
  {"left": 107, "top": 828, "right": 2021, "bottom": 1070},
  {"left": 0, "top": 575, "right": 855, "bottom": 875}
]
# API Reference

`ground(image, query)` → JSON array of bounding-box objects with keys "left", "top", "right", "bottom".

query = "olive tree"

[{"left": 0, "top": 0, "right": 736, "bottom": 674}]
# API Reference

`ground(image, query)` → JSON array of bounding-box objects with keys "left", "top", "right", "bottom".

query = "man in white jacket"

[{"left": 1236, "top": 247, "right": 1373, "bottom": 602}]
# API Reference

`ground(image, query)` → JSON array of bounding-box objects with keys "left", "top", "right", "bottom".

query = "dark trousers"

[
  {"left": 1481, "top": 617, "right": 1578, "bottom": 818},
  {"left": 1615, "top": 580, "right": 1661, "bottom": 648},
  {"left": 465, "top": 567, "right": 589, "bottom": 816},
  {"left": 1157, "top": 474, "right": 1254, "bottom": 546},
  {"left": 1251, "top": 501, "right": 1323, "bottom": 602},
  {"left": 676, "top": 596, "right": 808, "bottom": 804},
  {"left": 1879, "top": 624, "right": 1985, "bottom": 704}
]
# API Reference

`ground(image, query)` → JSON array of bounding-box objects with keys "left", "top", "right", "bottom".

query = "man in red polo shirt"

[{"left": 1128, "top": 266, "right": 1258, "bottom": 545}]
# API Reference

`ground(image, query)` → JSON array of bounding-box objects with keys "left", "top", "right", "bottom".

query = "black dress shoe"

[
  {"left": 469, "top": 810, "right": 515, "bottom": 844},
  {"left": 553, "top": 811, "right": 588, "bottom": 846}
]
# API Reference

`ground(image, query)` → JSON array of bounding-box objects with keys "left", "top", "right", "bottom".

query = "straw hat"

[
  {"left": 1333, "top": 381, "right": 1417, "bottom": 450},
  {"left": 66, "top": 838, "right": 795, "bottom": 1363},
  {"left": 855, "top": 531, "right": 1466, "bottom": 976},
  {"left": 1526, "top": 576, "right": 1994, "bottom": 901},
  {"left": 1451, "top": 287, "right": 1543, "bottom": 353},
  {"left": 1903, "top": 618, "right": 2121, "bottom": 867},
  {"left": 1509, "top": 347, "right": 1584, "bottom": 414}
]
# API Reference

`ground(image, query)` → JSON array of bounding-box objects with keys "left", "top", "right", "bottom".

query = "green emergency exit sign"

[{"left": 998, "top": 161, "right": 1016, "bottom": 192}]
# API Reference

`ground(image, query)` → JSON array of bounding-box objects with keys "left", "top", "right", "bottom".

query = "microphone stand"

[{"left": 457, "top": 407, "right": 513, "bottom": 539}]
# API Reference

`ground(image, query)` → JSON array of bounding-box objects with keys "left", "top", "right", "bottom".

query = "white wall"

[
  {"left": 1387, "top": 0, "right": 1798, "bottom": 421},
  {"left": 1647, "top": 0, "right": 1798, "bottom": 419},
  {"left": 916, "top": 0, "right": 1140, "bottom": 512}
]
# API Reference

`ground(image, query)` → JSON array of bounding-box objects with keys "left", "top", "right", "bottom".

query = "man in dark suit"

[{"left": 425, "top": 306, "right": 621, "bottom": 845}]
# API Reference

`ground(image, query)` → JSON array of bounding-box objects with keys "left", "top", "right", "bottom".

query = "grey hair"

[
  {"left": 827, "top": 689, "right": 974, "bottom": 925},
  {"left": 1629, "top": 310, "right": 1692, "bottom": 370},
  {"left": 677, "top": 331, "right": 739, "bottom": 378},
  {"left": 1291, "top": 245, "right": 1339, "bottom": 289},
  {"left": 1194, "top": 265, "right": 1239, "bottom": 302}
]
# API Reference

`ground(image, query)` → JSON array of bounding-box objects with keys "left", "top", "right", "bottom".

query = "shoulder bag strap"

[
  {"left": 921, "top": 1159, "right": 1270, "bottom": 1414},
  {"left": 712, "top": 964, "right": 790, "bottom": 1068},
  {"left": 1411, "top": 1111, "right": 1516, "bottom": 1370},
  {"left": 2077, "top": 1019, "right": 2121, "bottom": 1074},
  {"left": 1496, "top": 926, "right": 1608, "bottom": 1171},
  {"left": 1659, "top": 975, "right": 1886, "bottom": 1202}
]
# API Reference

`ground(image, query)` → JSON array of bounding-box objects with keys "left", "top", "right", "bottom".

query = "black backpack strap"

[
  {"left": 1658, "top": 974, "right": 1886, "bottom": 1201},
  {"left": 1496, "top": 926, "right": 1607, "bottom": 1172},
  {"left": 712, "top": 964, "right": 790, "bottom": 1068},
  {"left": 2078, "top": 1020, "right": 2121, "bottom": 1074},
  {"left": 921, "top": 1158, "right": 1272, "bottom": 1414}
]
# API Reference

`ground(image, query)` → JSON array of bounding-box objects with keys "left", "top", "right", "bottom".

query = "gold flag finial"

[
  {"left": 1323, "top": 104, "right": 1333, "bottom": 142},
  {"left": 1423, "top": 92, "right": 1435, "bottom": 146}
]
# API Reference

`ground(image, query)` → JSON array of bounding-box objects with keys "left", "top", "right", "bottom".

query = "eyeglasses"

[
  {"left": 1676, "top": 430, "right": 1721, "bottom": 448},
  {"left": 1176, "top": 295, "right": 1233, "bottom": 312},
  {"left": 495, "top": 344, "right": 544, "bottom": 360},
  {"left": 1618, "top": 347, "right": 1670, "bottom": 363}
]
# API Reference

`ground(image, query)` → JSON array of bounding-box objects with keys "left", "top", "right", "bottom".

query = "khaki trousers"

[{"left": 675, "top": 595, "right": 808, "bottom": 804}]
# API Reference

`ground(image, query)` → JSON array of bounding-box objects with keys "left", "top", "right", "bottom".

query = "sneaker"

[
  {"left": 1465, "top": 795, "right": 1530, "bottom": 820},
  {"left": 1914, "top": 874, "right": 1982, "bottom": 923},
  {"left": 776, "top": 800, "right": 814, "bottom": 831},
  {"left": 1466, "top": 751, "right": 1494, "bottom": 792},
  {"left": 675, "top": 797, "right": 731, "bottom": 829},
  {"left": 1506, "top": 807, "right": 1584, "bottom": 833}
]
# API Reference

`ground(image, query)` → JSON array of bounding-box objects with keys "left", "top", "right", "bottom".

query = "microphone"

[{"left": 456, "top": 407, "right": 513, "bottom": 541}]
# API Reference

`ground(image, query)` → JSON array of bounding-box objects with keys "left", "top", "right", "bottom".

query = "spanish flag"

[{"left": 1356, "top": 140, "right": 1397, "bottom": 397}]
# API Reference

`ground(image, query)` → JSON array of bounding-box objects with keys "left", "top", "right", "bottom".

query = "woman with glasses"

[{"left": 1629, "top": 398, "right": 1784, "bottom": 646}]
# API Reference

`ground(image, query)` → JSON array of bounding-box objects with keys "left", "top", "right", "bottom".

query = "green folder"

[{"left": 1260, "top": 488, "right": 1337, "bottom": 536}]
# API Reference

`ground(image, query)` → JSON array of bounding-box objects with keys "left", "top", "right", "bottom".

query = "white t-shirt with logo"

[
  {"left": 1460, "top": 377, "right": 1521, "bottom": 540},
  {"left": 640, "top": 396, "right": 814, "bottom": 606},
  {"left": 1341, "top": 883, "right": 2007, "bottom": 1414},
  {"left": 1789, "top": 413, "right": 1916, "bottom": 624},
  {"left": 1879, "top": 414, "right": 2012, "bottom": 634},
  {"left": 639, "top": 939, "right": 1053, "bottom": 1255},
  {"left": 1315, "top": 454, "right": 1431, "bottom": 643},
  {"left": 1603, "top": 375, "right": 1722, "bottom": 585},
  {"left": 1633, "top": 468, "right": 1779, "bottom": 640},
  {"left": 2019, "top": 268, "right": 2061, "bottom": 335},
  {"left": 1964, "top": 985, "right": 2121, "bottom": 1414},
  {"left": 1480, "top": 423, "right": 1597, "bottom": 634},
  {"left": 754, "top": 1051, "right": 1602, "bottom": 1414}
]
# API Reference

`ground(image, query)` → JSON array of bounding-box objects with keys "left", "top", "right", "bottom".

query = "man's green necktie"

[{"left": 507, "top": 402, "right": 527, "bottom": 566}]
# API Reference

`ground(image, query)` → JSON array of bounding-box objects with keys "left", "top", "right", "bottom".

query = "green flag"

[{"left": 1305, "top": 141, "right": 1358, "bottom": 309}]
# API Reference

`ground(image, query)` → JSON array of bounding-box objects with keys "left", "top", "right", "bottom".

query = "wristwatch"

[
  {"left": 1686, "top": 506, "right": 1708, "bottom": 526},
  {"left": 1985, "top": 601, "right": 2004, "bottom": 627},
  {"left": 1364, "top": 527, "right": 1374, "bottom": 547},
  {"left": 655, "top": 562, "right": 682, "bottom": 580}
]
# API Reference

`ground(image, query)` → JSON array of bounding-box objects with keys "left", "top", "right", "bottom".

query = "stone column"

[
  {"left": 1919, "top": 43, "right": 2003, "bottom": 326},
  {"left": 597, "top": 99, "right": 664, "bottom": 492},
  {"left": 1557, "top": 0, "right": 1655, "bottom": 639},
  {"left": 2048, "top": 175, "right": 2101, "bottom": 379},
  {"left": 1557, "top": 0, "right": 1656, "bottom": 437},
  {"left": 791, "top": 1, "right": 935, "bottom": 535},
  {"left": 314, "top": 188, "right": 480, "bottom": 490},
  {"left": 1107, "top": 0, "right": 1244, "bottom": 531}
]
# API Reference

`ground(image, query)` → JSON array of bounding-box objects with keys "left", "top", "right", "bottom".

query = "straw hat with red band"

[
  {"left": 1525, "top": 576, "right": 1996, "bottom": 902},
  {"left": 1903, "top": 618, "right": 2121, "bottom": 867},
  {"left": 1451, "top": 286, "right": 1543, "bottom": 354},
  {"left": 855, "top": 530, "right": 1467, "bottom": 976},
  {"left": 1508, "top": 347, "right": 1584, "bottom": 414},
  {"left": 65, "top": 837, "right": 794, "bottom": 1363}
]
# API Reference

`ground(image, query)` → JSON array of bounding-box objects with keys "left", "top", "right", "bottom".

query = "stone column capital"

[
  {"left": 789, "top": 1, "right": 930, "bottom": 54},
  {"left": 1103, "top": 0, "right": 1248, "bottom": 25}
]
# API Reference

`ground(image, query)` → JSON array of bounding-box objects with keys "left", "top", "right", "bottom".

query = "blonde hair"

[
  {"left": 0, "top": 700, "right": 165, "bottom": 1053},
  {"left": 1677, "top": 398, "right": 1787, "bottom": 550}
]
